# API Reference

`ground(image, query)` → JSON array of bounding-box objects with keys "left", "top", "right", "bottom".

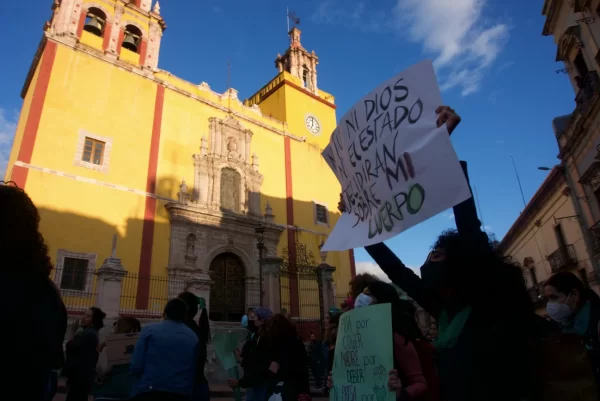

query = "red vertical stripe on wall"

[
  {"left": 76, "top": 11, "right": 87, "bottom": 38},
  {"left": 138, "top": 40, "right": 148, "bottom": 67},
  {"left": 349, "top": 249, "right": 357, "bottom": 278},
  {"left": 12, "top": 41, "right": 58, "bottom": 188},
  {"left": 102, "top": 22, "right": 112, "bottom": 51},
  {"left": 116, "top": 29, "right": 124, "bottom": 54},
  {"left": 284, "top": 136, "right": 300, "bottom": 316},
  {"left": 135, "top": 85, "right": 165, "bottom": 310}
]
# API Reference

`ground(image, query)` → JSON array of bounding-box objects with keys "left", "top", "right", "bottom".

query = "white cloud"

[
  {"left": 356, "top": 260, "right": 420, "bottom": 282},
  {"left": 483, "top": 225, "right": 493, "bottom": 232},
  {"left": 393, "top": 0, "right": 509, "bottom": 96},
  {"left": 0, "top": 109, "right": 17, "bottom": 180}
]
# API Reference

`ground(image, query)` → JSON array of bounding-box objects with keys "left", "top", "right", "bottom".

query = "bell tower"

[
  {"left": 275, "top": 27, "right": 319, "bottom": 95},
  {"left": 45, "top": 0, "right": 165, "bottom": 70}
]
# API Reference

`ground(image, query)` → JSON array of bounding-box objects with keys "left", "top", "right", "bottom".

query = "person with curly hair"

[
  {"left": 337, "top": 107, "right": 538, "bottom": 401},
  {"left": 0, "top": 182, "right": 68, "bottom": 401}
]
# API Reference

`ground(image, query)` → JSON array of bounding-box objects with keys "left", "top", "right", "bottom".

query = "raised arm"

[
  {"left": 453, "top": 161, "right": 490, "bottom": 251},
  {"left": 338, "top": 195, "right": 440, "bottom": 317},
  {"left": 364, "top": 243, "right": 441, "bottom": 318}
]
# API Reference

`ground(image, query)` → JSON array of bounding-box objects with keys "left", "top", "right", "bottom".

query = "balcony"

[
  {"left": 590, "top": 221, "right": 600, "bottom": 256},
  {"left": 575, "top": 71, "right": 600, "bottom": 113},
  {"left": 547, "top": 245, "right": 577, "bottom": 272}
]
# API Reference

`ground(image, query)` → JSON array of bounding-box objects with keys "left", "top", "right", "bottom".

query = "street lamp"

[{"left": 255, "top": 224, "right": 266, "bottom": 307}]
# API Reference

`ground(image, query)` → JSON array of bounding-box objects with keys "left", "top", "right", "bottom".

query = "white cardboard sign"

[{"left": 321, "top": 60, "right": 471, "bottom": 251}]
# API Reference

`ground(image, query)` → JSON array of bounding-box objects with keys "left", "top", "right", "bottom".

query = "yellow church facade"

[{"left": 5, "top": 0, "right": 355, "bottom": 322}]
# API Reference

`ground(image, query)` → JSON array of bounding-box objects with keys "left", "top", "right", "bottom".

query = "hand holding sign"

[{"left": 321, "top": 61, "right": 471, "bottom": 251}]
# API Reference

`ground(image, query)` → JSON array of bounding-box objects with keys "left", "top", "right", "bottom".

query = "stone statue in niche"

[
  {"left": 227, "top": 137, "right": 238, "bottom": 159},
  {"left": 185, "top": 233, "right": 197, "bottom": 261}
]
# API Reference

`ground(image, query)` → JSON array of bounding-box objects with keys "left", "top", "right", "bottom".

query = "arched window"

[
  {"left": 209, "top": 253, "right": 245, "bottom": 322},
  {"left": 220, "top": 167, "right": 241, "bottom": 212},
  {"left": 83, "top": 7, "right": 107, "bottom": 38},
  {"left": 302, "top": 65, "right": 309, "bottom": 88},
  {"left": 122, "top": 24, "right": 143, "bottom": 53}
]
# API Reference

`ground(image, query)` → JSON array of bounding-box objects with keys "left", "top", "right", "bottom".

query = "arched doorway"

[{"left": 209, "top": 252, "right": 245, "bottom": 322}]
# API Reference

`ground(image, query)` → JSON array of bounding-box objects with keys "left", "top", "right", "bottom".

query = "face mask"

[
  {"left": 247, "top": 320, "right": 258, "bottom": 332},
  {"left": 420, "top": 260, "right": 452, "bottom": 290},
  {"left": 547, "top": 293, "right": 573, "bottom": 323},
  {"left": 354, "top": 293, "right": 373, "bottom": 309}
]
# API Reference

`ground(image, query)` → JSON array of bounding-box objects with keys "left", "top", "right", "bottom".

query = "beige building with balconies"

[
  {"left": 542, "top": 0, "right": 600, "bottom": 286},
  {"left": 498, "top": 167, "right": 599, "bottom": 316}
]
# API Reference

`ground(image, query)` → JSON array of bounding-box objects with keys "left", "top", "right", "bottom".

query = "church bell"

[
  {"left": 122, "top": 32, "right": 138, "bottom": 53},
  {"left": 83, "top": 16, "right": 103, "bottom": 37}
]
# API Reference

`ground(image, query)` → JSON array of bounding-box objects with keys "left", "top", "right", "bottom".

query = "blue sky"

[{"left": 0, "top": 0, "right": 576, "bottom": 278}]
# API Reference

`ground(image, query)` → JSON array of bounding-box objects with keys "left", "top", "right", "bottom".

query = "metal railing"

[
  {"left": 120, "top": 273, "right": 186, "bottom": 318},
  {"left": 51, "top": 267, "right": 98, "bottom": 315},
  {"left": 590, "top": 220, "right": 600, "bottom": 255},
  {"left": 547, "top": 244, "right": 577, "bottom": 272},
  {"left": 576, "top": 71, "right": 600, "bottom": 112}
]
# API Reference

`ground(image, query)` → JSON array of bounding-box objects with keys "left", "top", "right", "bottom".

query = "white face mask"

[
  {"left": 546, "top": 293, "right": 573, "bottom": 323},
  {"left": 354, "top": 293, "right": 373, "bottom": 309}
]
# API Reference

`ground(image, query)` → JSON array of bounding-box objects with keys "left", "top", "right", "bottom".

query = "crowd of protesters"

[{"left": 5, "top": 105, "right": 600, "bottom": 401}]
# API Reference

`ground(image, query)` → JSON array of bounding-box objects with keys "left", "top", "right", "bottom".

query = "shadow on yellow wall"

[{"left": 35, "top": 174, "right": 353, "bottom": 319}]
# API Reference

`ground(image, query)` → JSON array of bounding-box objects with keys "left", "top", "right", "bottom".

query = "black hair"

[
  {"left": 0, "top": 182, "right": 53, "bottom": 279},
  {"left": 248, "top": 307, "right": 253, "bottom": 314},
  {"left": 367, "top": 281, "right": 424, "bottom": 343},
  {"left": 546, "top": 271, "right": 600, "bottom": 305},
  {"left": 178, "top": 291, "right": 199, "bottom": 320},
  {"left": 432, "top": 229, "right": 533, "bottom": 318},
  {"left": 164, "top": 298, "right": 188, "bottom": 322},
  {"left": 89, "top": 307, "right": 106, "bottom": 330},
  {"left": 199, "top": 308, "right": 211, "bottom": 345}
]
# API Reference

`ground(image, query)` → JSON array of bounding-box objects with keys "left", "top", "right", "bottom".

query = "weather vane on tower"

[{"left": 286, "top": 8, "right": 300, "bottom": 33}]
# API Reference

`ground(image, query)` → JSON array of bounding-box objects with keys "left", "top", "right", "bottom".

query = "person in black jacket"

[
  {"left": 0, "top": 182, "right": 68, "bottom": 401},
  {"left": 338, "top": 106, "right": 536, "bottom": 401},
  {"left": 178, "top": 291, "right": 211, "bottom": 401},
  {"left": 267, "top": 314, "right": 310, "bottom": 401},
  {"left": 64, "top": 306, "right": 106, "bottom": 401},
  {"left": 229, "top": 307, "right": 273, "bottom": 401}
]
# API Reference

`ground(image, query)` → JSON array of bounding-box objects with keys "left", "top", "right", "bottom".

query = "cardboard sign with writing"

[
  {"left": 321, "top": 60, "right": 471, "bottom": 251},
  {"left": 105, "top": 332, "right": 139, "bottom": 368},
  {"left": 330, "top": 304, "right": 394, "bottom": 401}
]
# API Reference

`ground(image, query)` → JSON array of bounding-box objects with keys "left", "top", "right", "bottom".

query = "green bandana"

[{"left": 435, "top": 306, "right": 472, "bottom": 349}]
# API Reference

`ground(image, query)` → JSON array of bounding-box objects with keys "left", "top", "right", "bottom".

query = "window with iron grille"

[
  {"left": 315, "top": 204, "right": 328, "bottom": 225},
  {"left": 82, "top": 137, "right": 105, "bottom": 165},
  {"left": 61, "top": 257, "right": 89, "bottom": 291}
]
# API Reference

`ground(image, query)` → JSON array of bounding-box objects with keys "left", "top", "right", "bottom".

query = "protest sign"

[
  {"left": 330, "top": 303, "right": 394, "bottom": 401},
  {"left": 321, "top": 60, "right": 471, "bottom": 251},
  {"left": 104, "top": 332, "right": 139, "bottom": 369},
  {"left": 213, "top": 331, "right": 239, "bottom": 370}
]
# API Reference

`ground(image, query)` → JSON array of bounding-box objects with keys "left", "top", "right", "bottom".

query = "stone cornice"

[
  {"left": 165, "top": 202, "right": 285, "bottom": 239},
  {"left": 557, "top": 98, "right": 600, "bottom": 159}
]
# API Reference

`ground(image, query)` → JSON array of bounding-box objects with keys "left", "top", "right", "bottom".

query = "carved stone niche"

[{"left": 192, "top": 116, "right": 263, "bottom": 216}]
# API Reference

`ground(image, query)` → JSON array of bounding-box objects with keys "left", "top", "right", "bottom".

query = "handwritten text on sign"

[
  {"left": 321, "top": 60, "right": 471, "bottom": 251},
  {"left": 330, "top": 304, "right": 394, "bottom": 401}
]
